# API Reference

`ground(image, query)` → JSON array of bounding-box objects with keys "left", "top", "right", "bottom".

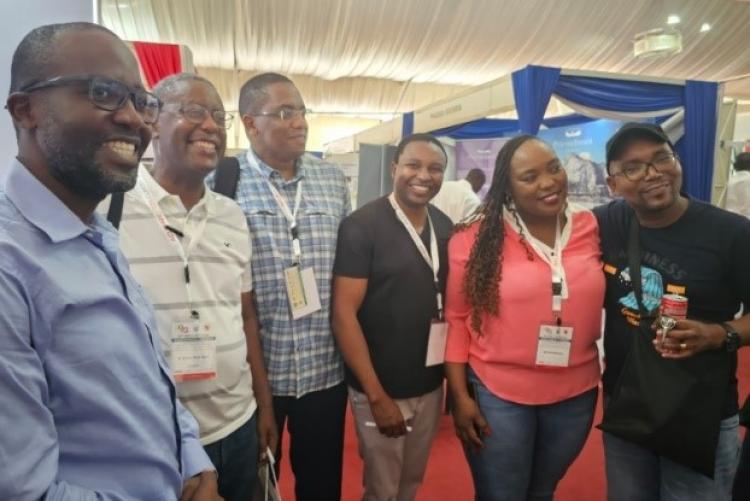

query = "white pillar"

[{"left": 0, "top": 0, "right": 96, "bottom": 175}]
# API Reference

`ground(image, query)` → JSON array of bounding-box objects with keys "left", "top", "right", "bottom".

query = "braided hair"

[{"left": 459, "top": 134, "right": 544, "bottom": 333}]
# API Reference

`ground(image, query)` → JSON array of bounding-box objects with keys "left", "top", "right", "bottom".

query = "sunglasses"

[{"left": 20, "top": 75, "right": 161, "bottom": 125}]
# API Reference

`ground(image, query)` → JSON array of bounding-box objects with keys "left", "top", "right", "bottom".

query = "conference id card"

[
  {"left": 170, "top": 319, "right": 217, "bottom": 382},
  {"left": 535, "top": 324, "right": 573, "bottom": 367},
  {"left": 284, "top": 265, "right": 322, "bottom": 319},
  {"left": 425, "top": 320, "right": 448, "bottom": 367}
]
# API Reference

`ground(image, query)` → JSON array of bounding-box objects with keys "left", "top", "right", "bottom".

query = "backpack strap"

[
  {"left": 213, "top": 156, "right": 241, "bottom": 199},
  {"left": 107, "top": 192, "right": 125, "bottom": 229}
]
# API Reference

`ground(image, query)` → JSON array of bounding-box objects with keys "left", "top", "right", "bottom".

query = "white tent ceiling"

[{"left": 101, "top": 0, "right": 750, "bottom": 115}]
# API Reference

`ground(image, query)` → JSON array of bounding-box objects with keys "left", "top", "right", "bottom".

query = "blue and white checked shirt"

[{"left": 210, "top": 151, "right": 351, "bottom": 397}]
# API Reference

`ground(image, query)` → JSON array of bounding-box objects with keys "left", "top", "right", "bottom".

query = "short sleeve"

[
  {"left": 240, "top": 217, "right": 253, "bottom": 293},
  {"left": 333, "top": 215, "right": 372, "bottom": 279}
]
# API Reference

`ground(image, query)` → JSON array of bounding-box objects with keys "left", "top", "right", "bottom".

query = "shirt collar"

[
  {"left": 5, "top": 159, "right": 94, "bottom": 243},
  {"left": 137, "top": 164, "right": 215, "bottom": 216},
  {"left": 248, "top": 149, "right": 306, "bottom": 183}
]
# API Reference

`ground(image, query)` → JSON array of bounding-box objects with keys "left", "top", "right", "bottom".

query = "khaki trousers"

[{"left": 349, "top": 385, "right": 443, "bottom": 501}]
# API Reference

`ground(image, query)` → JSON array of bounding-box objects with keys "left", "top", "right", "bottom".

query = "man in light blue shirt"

[{"left": 0, "top": 23, "right": 219, "bottom": 500}]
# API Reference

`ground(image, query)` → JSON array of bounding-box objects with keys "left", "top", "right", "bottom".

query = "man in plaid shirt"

[{"left": 218, "top": 73, "right": 351, "bottom": 501}]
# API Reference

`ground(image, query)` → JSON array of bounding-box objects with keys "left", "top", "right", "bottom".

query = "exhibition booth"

[{"left": 337, "top": 65, "right": 734, "bottom": 209}]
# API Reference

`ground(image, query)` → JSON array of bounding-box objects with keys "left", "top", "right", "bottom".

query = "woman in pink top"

[{"left": 445, "top": 135, "right": 605, "bottom": 501}]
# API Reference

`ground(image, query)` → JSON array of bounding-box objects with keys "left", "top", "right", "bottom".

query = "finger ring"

[{"left": 679, "top": 343, "right": 687, "bottom": 349}]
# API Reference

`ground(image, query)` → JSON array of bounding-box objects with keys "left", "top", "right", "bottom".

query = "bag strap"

[
  {"left": 627, "top": 213, "right": 649, "bottom": 317},
  {"left": 107, "top": 192, "right": 125, "bottom": 229},
  {"left": 213, "top": 156, "right": 241, "bottom": 199}
]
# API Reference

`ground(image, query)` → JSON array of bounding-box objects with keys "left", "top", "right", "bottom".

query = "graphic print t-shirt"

[{"left": 594, "top": 199, "right": 750, "bottom": 417}]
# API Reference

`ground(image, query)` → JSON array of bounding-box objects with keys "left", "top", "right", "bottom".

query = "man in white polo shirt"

[{"left": 103, "top": 73, "right": 277, "bottom": 501}]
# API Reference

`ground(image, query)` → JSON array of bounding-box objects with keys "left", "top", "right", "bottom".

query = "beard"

[{"left": 37, "top": 116, "right": 141, "bottom": 200}]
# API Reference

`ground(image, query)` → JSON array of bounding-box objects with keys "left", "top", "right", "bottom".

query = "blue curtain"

[
  {"left": 431, "top": 118, "right": 519, "bottom": 139},
  {"left": 551, "top": 73, "right": 716, "bottom": 199},
  {"left": 511, "top": 65, "right": 560, "bottom": 134},
  {"left": 430, "top": 114, "right": 596, "bottom": 140},
  {"left": 555, "top": 76, "right": 684, "bottom": 112},
  {"left": 402, "top": 112, "right": 414, "bottom": 137},
  {"left": 677, "top": 81, "right": 718, "bottom": 201}
]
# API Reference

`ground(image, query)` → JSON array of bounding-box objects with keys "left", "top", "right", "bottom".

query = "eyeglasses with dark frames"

[
  {"left": 20, "top": 75, "right": 161, "bottom": 125},
  {"left": 613, "top": 153, "right": 679, "bottom": 182}
]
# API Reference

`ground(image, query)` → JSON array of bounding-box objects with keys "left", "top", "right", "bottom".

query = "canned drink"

[{"left": 660, "top": 293, "right": 688, "bottom": 320}]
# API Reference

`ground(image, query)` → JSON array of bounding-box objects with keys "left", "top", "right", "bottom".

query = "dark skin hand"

[
  {"left": 180, "top": 471, "right": 223, "bottom": 501},
  {"left": 445, "top": 362, "right": 491, "bottom": 452},
  {"left": 653, "top": 315, "right": 750, "bottom": 359}
]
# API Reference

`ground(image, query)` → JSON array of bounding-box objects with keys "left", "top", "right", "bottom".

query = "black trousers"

[{"left": 273, "top": 382, "right": 347, "bottom": 501}]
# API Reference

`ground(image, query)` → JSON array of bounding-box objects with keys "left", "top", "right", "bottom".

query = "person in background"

[
  {"left": 209, "top": 72, "right": 351, "bottom": 500},
  {"left": 0, "top": 22, "right": 219, "bottom": 499},
  {"left": 332, "top": 133, "right": 452, "bottom": 501},
  {"left": 106, "top": 72, "right": 276, "bottom": 501},
  {"left": 725, "top": 152, "right": 750, "bottom": 218},
  {"left": 445, "top": 135, "right": 604, "bottom": 501},
  {"left": 431, "top": 167, "right": 486, "bottom": 223}
]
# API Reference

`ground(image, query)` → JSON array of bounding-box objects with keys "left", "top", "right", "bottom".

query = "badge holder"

[
  {"left": 535, "top": 280, "right": 574, "bottom": 368},
  {"left": 283, "top": 226, "right": 321, "bottom": 320},
  {"left": 425, "top": 291, "right": 447, "bottom": 367},
  {"left": 170, "top": 316, "right": 217, "bottom": 382}
]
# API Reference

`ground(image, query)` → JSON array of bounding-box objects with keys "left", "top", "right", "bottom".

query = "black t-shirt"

[
  {"left": 594, "top": 199, "right": 750, "bottom": 417},
  {"left": 333, "top": 196, "right": 453, "bottom": 399}
]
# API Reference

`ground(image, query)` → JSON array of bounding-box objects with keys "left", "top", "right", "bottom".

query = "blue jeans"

[
  {"left": 604, "top": 414, "right": 740, "bottom": 501},
  {"left": 465, "top": 371, "right": 597, "bottom": 501},
  {"left": 204, "top": 413, "right": 259, "bottom": 501}
]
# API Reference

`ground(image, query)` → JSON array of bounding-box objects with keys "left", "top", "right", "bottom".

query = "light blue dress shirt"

[{"left": 0, "top": 160, "right": 213, "bottom": 500}]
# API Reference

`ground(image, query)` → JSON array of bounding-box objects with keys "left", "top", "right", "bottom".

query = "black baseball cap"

[{"left": 605, "top": 122, "right": 674, "bottom": 172}]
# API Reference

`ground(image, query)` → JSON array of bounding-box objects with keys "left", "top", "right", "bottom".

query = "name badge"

[
  {"left": 535, "top": 323, "right": 574, "bottom": 367},
  {"left": 284, "top": 265, "right": 322, "bottom": 319},
  {"left": 170, "top": 319, "right": 217, "bottom": 382},
  {"left": 425, "top": 320, "right": 448, "bottom": 367}
]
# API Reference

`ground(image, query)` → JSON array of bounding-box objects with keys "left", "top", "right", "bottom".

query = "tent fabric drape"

[
  {"left": 554, "top": 76, "right": 684, "bottom": 113},
  {"left": 402, "top": 112, "right": 414, "bottom": 137},
  {"left": 132, "top": 41, "right": 182, "bottom": 88},
  {"left": 678, "top": 81, "right": 720, "bottom": 201},
  {"left": 511, "top": 65, "right": 561, "bottom": 134},
  {"left": 430, "top": 114, "right": 596, "bottom": 140}
]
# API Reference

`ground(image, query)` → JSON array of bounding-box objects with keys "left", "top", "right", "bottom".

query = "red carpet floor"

[{"left": 278, "top": 349, "right": 750, "bottom": 500}]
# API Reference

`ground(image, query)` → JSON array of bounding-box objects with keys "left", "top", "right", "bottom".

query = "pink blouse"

[{"left": 445, "top": 207, "right": 605, "bottom": 405}]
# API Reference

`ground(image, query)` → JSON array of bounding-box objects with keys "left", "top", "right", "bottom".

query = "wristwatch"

[{"left": 720, "top": 322, "right": 741, "bottom": 352}]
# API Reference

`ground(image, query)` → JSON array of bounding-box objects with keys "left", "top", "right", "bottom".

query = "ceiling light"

[
  {"left": 633, "top": 28, "right": 683, "bottom": 58},
  {"left": 667, "top": 15, "right": 681, "bottom": 25},
  {"left": 700, "top": 23, "right": 711, "bottom": 32}
]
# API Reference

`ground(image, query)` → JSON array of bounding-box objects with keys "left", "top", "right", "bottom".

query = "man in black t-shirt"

[
  {"left": 332, "top": 133, "right": 453, "bottom": 501},
  {"left": 595, "top": 123, "right": 750, "bottom": 501}
]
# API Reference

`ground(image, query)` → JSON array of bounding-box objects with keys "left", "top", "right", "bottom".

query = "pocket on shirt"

[{"left": 298, "top": 205, "right": 341, "bottom": 248}]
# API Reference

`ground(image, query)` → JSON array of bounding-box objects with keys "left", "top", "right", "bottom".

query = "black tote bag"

[{"left": 598, "top": 215, "right": 730, "bottom": 477}]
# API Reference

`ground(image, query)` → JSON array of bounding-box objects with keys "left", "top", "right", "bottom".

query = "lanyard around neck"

[
  {"left": 388, "top": 193, "right": 443, "bottom": 318},
  {"left": 138, "top": 181, "right": 209, "bottom": 318},
  {"left": 247, "top": 152, "right": 303, "bottom": 263},
  {"left": 509, "top": 209, "right": 566, "bottom": 316}
]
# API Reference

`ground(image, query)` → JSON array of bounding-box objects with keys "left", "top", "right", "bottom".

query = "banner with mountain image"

[{"left": 538, "top": 119, "right": 623, "bottom": 208}]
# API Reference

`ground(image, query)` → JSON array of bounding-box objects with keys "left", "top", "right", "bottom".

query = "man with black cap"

[{"left": 594, "top": 122, "right": 750, "bottom": 500}]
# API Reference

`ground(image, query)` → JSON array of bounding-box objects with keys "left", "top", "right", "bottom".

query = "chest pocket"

[
  {"left": 246, "top": 205, "right": 284, "bottom": 260},
  {"left": 297, "top": 201, "right": 341, "bottom": 252}
]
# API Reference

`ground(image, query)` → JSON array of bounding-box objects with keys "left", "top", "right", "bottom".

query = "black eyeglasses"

[
  {"left": 252, "top": 107, "right": 308, "bottom": 121},
  {"left": 613, "top": 153, "right": 679, "bottom": 182},
  {"left": 20, "top": 75, "right": 161, "bottom": 125},
  {"left": 163, "top": 102, "right": 233, "bottom": 129}
]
